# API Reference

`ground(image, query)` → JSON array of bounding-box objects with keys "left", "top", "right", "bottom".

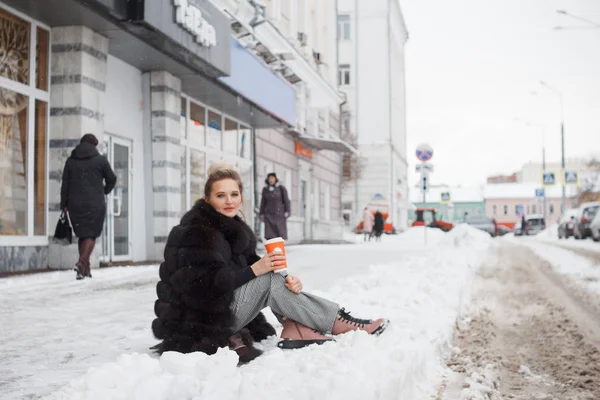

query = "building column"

[
  {"left": 48, "top": 26, "right": 108, "bottom": 269},
  {"left": 145, "top": 71, "right": 182, "bottom": 260}
]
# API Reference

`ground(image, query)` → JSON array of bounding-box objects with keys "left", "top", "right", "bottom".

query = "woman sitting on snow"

[{"left": 151, "top": 163, "right": 388, "bottom": 364}]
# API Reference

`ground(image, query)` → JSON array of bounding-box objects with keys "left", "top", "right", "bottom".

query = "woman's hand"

[
  {"left": 251, "top": 252, "right": 287, "bottom": 277},
  {"left": 285, "top": 275, "right": 302, "bottom": 294}
]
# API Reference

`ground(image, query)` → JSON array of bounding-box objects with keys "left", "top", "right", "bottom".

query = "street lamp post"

[
  {"left": 555, "top": 9, "right": 600, "bottom": 30},
  {"left": 515, "top": 118, "right": 547, "bottom": 220},
  {"left": 536, "top": 81, "right": 566, "bottom": 216}
]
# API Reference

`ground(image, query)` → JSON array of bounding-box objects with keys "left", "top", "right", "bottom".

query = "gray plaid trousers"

[{"left": 230, "top": 273, "right": 339, "bottom": 334}]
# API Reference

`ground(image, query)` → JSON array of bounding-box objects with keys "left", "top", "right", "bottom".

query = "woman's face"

[
  {"left": 268, "top": 176, "right": 276, "bottom": 185},
  {"left": 206, "top": 179, "right": 242, "bottom": 218}
]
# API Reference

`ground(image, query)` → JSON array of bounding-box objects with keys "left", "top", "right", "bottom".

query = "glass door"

[{"left": 101, "top": 135, "right": 132, "bottom": 263}]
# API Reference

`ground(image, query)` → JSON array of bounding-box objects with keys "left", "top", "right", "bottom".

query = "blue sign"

[
  {"left": 441, "top": 192, "right": 451, "bottom": 203},
  {"left": 565, "top": 171, "right": 579, "bottom": 185},
  {"left": 516, "top": 204, "right": 524, "bottom": 216},
  {"left": 542, "top": 172, "right": 556, "bottom": 186},
  {"left": 219, "top": 39, "right": 296, "bottom": 126},
  {"left": 535, "top": 188, "right": 545, "bottom": 198}
]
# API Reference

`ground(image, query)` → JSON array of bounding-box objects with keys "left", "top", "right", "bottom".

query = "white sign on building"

[{"left": 174, "top": 0, "right": 217, "bottom": 47}]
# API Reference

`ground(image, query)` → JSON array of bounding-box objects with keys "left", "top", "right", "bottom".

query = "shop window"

[
  {"left": 239, "top": 126, "right": 251, "bottom": 159},
  {"left": 181, "top": 147, "right": 188, "bottom": 212},
  {"left": 337, "top": 14, "right": 350, "bottom": 40},
  {"left": 338, "top": 64, "right": 350, "bottom": 86},
  {"left": 190, "top": 149, "right": 206, "bottom": 204},
  {"left": 223, "top": 118, "right": 238, "bottom": 156},
  {"left": 206, "top": 110, "right": 222, "bottom": 150},
  {"left": 0, "top": 9, "right": 30, "bottom": 85},
  {"left": 0, "top": 89, "right": 29, "bottom": 235},
  {"left": 189, "top": 102, "right": 205, "bottom": 148},
  {"left": 36, "top": 28, "right": 49, "bottom": 91},
  {"left": 235, "top": 161, "right": 253, "bottom": 222},
  {"left": 34, "top": 100, "right": 46, "bottom": 235},
  {"left": 180, "top": 97, "right": 187, "bottom": 141}
]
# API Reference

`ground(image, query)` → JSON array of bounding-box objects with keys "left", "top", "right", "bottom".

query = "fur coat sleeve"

[{"left": 151, "top": 200, "right": 275, "bottom": 356}]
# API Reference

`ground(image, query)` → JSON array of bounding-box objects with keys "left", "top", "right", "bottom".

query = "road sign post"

[{"left": 416, "top": 144, "right": 433, "bottom": 245}]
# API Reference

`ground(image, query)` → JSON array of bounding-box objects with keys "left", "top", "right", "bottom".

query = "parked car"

[
  {"left": 558, "top": 209, "right": 578, "bottom": 239},
  {"left": 573, "top": 202, "right": 600, "bottom": 240},
  {"left": 514, "top": 222, "right": 523, "bottom": 236},
  {"left": 590, "top": 212, "right": 600, "bottom": 242},
  {"left": 523, "top": 214, "right": 546, "bottom": 236},
  {"left": 465, "top": 215, "right": 496, "bottom": 237},
  {"left": 497, "top": 225, "right": 511, "bottom": 236}
]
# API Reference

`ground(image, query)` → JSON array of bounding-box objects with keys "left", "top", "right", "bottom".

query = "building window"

[
  {"left": 223, "top": 118, "right": 238, "bottom": 156},
  {"left": 493, "top": 205, "right": 497, "bottom": 216},
  {"left": 323, "top": 183, "right": 331, "bottom": 220},
  {"left": 503, "top": 205, "right": 508, "bottom": 215},
  {"left": 550, "top": 203, "right": 554, "bottom": 215},
  {"left": 283, "top": 168, "right": 292, "bottom": 201},
  {"left": 0, "top": 7, "right": 49, "bottom": 237},
  {"left": 180, "top": 96, "right": 254, "bottom": 226},
  {"left": 532, "top": 205, "right": 537, "bottom": 214},
  {"left": 338, "top": 64, "right": 350, "bottom": 86},
  {"left": 313, "top": 180, "right": 320, "bottom": 219},
  {"left": 337, "top": 14, "right": 350, "bottom": 40},
  {"left": 206, "top": 110, "right": 222, "bottom": 150}
]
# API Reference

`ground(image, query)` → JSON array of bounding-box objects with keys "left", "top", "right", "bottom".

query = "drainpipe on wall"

[
  {"left": 251, "top": 107, "right": 260, "bottom": 239},
  {"left": 387, "top": 0, "right": 395, "bottom": 228},
  {"left": 353, "top": 0, "right": 360, "bottom": 227}
]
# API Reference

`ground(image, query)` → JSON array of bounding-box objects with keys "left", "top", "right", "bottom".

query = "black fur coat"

[{"left": 152, "top": 199, "right": 275, "bottom": 357}]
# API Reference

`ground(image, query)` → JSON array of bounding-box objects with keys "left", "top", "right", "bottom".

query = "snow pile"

[
  {"left": 43, "top": 232, "right": 491, "bottom": 400},
  {"left": 397, "top": 226, "right": 447, "bottom": 245},
  {"left": 439, "top": 224, "right": 493, "bottom": 248}
]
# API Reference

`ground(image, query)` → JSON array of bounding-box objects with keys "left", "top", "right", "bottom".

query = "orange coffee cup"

[{"left": 264, "top": 237, "right": 288, "bottom": 275}]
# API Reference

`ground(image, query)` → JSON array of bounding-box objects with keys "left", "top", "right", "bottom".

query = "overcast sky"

[{"left": 401, "top": 0, "right": 600, "bottom": 187}]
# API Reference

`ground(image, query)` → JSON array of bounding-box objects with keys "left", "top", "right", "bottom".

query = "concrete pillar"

[
  {"left": 48, "top": 26, "right": 108, "bottom": 269},
  {"left": 145, "top": 71, "right": 182, "bottom": 260}
]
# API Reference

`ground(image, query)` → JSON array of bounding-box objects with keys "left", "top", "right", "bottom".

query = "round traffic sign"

[{"left": 416, "top": 143, "right": 433, "bottom": 162}]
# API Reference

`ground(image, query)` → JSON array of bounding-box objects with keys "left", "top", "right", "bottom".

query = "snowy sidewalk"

[{"left": 1, "top": 226, "right": 492, "bottom": 400}]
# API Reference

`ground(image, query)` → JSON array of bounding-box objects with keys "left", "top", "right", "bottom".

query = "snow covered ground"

[
  {"left": 1, "top": 226, "right": 492, "bottom": 400},
  {"left": 510, "top": 235, "right": 600, "bottom": 299}
]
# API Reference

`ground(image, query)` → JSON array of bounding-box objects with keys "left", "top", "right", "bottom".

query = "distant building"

[
  {"left": 409, "top": 186, "right": 485, "bottom": 224},
  {"left": 483, "top": 183, "right": 579, "bottom": 228},
  {"left": 487, "top": 173, "right": 517, "bottom": 184}
]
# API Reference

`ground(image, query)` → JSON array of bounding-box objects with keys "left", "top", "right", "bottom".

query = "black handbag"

[{"left": 53, "top": 210, "right": 73, "bottom": 245}]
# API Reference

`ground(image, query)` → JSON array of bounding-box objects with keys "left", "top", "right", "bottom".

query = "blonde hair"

[{"left": 204, "top": 162, "right": 244, "bottom": 198}]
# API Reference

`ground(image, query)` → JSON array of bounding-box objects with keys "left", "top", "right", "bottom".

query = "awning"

[{"left": 298, "top": 136, "right": 358, "bottom": 154}]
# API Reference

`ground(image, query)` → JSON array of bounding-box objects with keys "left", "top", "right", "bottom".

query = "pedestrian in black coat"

[
  {"left": 60, "top": 134, "right": 117, "bottom": 280},
  {"left": 373, "top": 211, "right": 385, "bottom": 242},
  {"left": 259, "top": 172, "right": 291, "bottom": 240}
]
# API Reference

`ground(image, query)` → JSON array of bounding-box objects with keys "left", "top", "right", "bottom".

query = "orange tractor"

[
  {"left": 355, "top": 196, "right": 396, "bottom": 234},
  {"left": 412, "top": 208, "right": 453, "bottom": 232}
]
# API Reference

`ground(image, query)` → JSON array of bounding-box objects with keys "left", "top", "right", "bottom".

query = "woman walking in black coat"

[
  {"left": 259, "top": 172, "right": 291, "bottom": 240},
  {"left": 152, "top": 163, "right": 388, "bottom": 365},
  {"left": 60, "top": 134, "right": 117, "bottom": 280}
]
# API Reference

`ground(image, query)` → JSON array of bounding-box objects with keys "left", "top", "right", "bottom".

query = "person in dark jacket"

[
  {"left": 259, "top": 173, "right": 291, "bottom": 240},
  {"left": 373, "top": 211, "right": 385, "bottom": 242},
  {"left": 152, "top": 163, "right": 388, "bottom": 365},
  {"left": 60, "top": 134, "right": 117, "bottom": 280}
]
